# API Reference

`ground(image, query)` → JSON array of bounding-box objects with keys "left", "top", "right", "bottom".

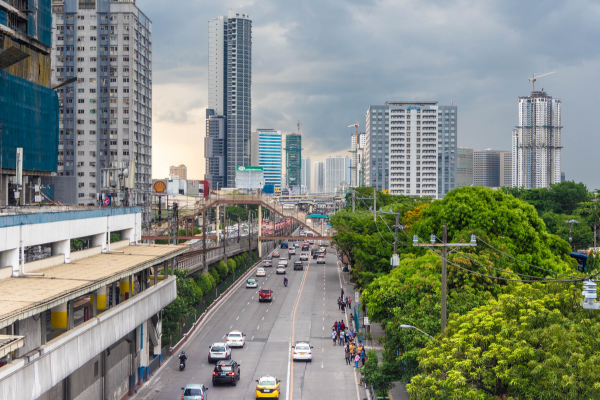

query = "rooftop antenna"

[
  {"left": 528, "top": 71, "right": 555, "bottom": 92},
  {"left": 297, "top": 120, "right": 301, "bottom": 135}
]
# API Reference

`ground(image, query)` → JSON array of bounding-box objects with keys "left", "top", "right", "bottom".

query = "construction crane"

[{"left": 528, "top": 71, "right": 555, "bottom": 92}]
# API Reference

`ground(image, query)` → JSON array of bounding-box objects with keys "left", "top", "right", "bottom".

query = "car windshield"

[
  {"left": 212, "top": 346, "right": 225, "bottom": 352},
  {"left": 229, "top": 333, "right": 241, "bottom": 338},
  {"left": 184, "top": 388, "right": 203, "bottom": 396},
  {"left": 261, "top": 290, "right": 270, "bottom": 294},
  {"left": 216, "top": 365, "right": 233, "bottom": 371},
  {"left": 260, "top": 377, "right": 277, "bottom": 386},
  {"left": 257, "top": 268, "right": 264, "bottom": 272},
  {"left": 248, "top": 279, "right": 255, "bottom": 283},
  {"left": 296, "top": 344, "right": 310, "bottom": 351}
]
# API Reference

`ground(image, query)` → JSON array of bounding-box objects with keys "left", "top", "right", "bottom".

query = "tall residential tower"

[
  {"left": 206, "top": 10, "right": 252, "bottom": 188},
  {"left": 251, "top": 129, "right": 282, "bottom": 189}
]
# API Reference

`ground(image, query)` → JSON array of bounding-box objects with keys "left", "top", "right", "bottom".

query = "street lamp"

[
  {"left": 567, "top": 219, "right": 580, "bottom": 249},
  {"left": 400, "top": 325, "right": 433, "bottom": 339}
]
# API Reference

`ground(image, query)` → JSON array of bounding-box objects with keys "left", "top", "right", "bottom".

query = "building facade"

[
  {"left": 169, "top": 164, "right": 187, "bottom": 180},
  {"left": 387, "top": 101, "right": 438, "bottom": 198},
  {"left": 324, "top": 156, "right": 350, "bottom": 195},
  {"left": 457, "top": 147, "right": 474, "bottom": 188},
  {"left": 437, "top": 105, "right": 457, "bottom": 197},
  {"left": 51, "top": 0, "right": 152, "bottom": 223},
  {"left": 301, "top": 157, "right": 311, "bottom": 192},
  {"left": 206, "top": 10, "right": 252, "bottom": 188},
  {"left": 312, "top": 160, "right": 324, "bottom": 193},
  {"left": 364, "top": 105, "right": 389, "bottom": 191},
  {"left": 513, "top": 90, "right": 562, "bottom": 189},
  {"left": 500, "top": 151, "right": 512, "bottom": 187},
  {"left": 251, "top": 129, "right": 282, "bottom": 189},
  {"left": 285, "top": 134, "right": 301, "bottom": 187}
]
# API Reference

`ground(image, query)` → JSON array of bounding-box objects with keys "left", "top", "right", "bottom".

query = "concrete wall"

[
  {"left": 70, "top": 354, "right": 102, "bottom": 400},
  {"left": 0, "top": 277, "right": 176, "bottom": 400},
  {"left": 15, "top": 316, "right": 42, "bottom": 358}
]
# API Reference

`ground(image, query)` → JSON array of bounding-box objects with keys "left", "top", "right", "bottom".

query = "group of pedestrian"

[
  {"left": 345, "top": 336, "right": 365, "bottom": 369},
  {"left": 331, "top": 320, "right": 351, "bottom": 346},
  {"left": 337, "top": 289, "right": 352, "bottom": 313}
]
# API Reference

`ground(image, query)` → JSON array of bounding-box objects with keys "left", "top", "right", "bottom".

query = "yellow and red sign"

[{"left": 153, "top": 181, "right": 166, "bottom": 193}]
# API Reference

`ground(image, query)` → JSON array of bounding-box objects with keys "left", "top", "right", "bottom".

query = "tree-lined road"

[{"left": 135, "top": 241, "right": 359, "bottom": 400}]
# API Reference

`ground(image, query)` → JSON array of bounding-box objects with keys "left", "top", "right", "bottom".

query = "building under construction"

[
  {"left": 513, "top": 90, "right": 562, "bottom": 189},
  {"left": 285, "top": 132, "right": 302, "bottom": 188},
  {"left": 0, "top": 0, "right": 59, "bottom": 205}
]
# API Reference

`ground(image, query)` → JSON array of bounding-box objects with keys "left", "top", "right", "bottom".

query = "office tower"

[
  {"left": 513, "top": 89, "right": 562, "bottom": 188},
  {"left": 437, "top": 105, "right": 457, "bottom": 197},
  {"left": 170, "top": 164, "right": 187, "bottom": 180},
  {"left": 312, "top": 160, "right": 324, "bottom": 193},
  {"left": 285, "top": 134, "right": 301, "bottom": 187},
  {"left": 387, "top": 101, "right": 438, "bottom": 198},
  {"left": 473, "top": 149, "right": 511, "bottom": 188},
  {"left": 207, "top": 10, "right": 252, "bottom": 188},
  {"left": 301, "top": 157, "right": 311, "bottom": 192},
  {"left": 205, "top": 109, "right": 226, "bottom": 189},
  {"left": 51, "top": 0, "right": 152, "bottom": 221},
  {"left": 0, "top": 0, "right": 59, "bottom": 205},
  {"left": 324, "top": 156, "right": 351, "bottom": 195},
  {"left": 561, "top": 171, "right": 565, "bottom": 182},
  {"left": 364, "top": 105, "right": 390, "bottom": 190},
  {"left": 251, "top": 129, "right": 282, "bottom": 189},
  {"left": 457, "top": 148, "right": 474, "bottom": 188}
]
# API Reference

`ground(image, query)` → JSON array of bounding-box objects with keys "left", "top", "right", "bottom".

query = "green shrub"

[
  {"left": 209, "top": 268, "right": 220, "bottom": 283},
  {"left": 195, "top": 273, "right": 212, "bottom": 293},
  {"left": 227, "top": 258, "right": 236, "bottom": 274},
  {"left": 216, "top": 260, "right": 228, "bottom": 279},
  {"left": 206, "top": 272, "right": 216, "bottom": 291}
]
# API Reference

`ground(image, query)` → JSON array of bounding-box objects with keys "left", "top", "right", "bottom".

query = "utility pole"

[
  {"left": 203, "top": 207, "right": 207, "bottom": 272},
  {"left": 373, "top": 188, "right": 376, "bottom": 222},
  {"left": 412, "top": 226, "right": 477, "bottom": 332}
]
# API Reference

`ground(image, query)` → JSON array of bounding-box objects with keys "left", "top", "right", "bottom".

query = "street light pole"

[{"left": 400, "top": 324, "right": 433, "bottom": 339}]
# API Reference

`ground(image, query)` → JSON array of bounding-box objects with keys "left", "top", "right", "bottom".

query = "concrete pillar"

[
  {"left": 0, "top": 248, "right": 19, "bottom": 276},
  {"left": 50, "top": 303, "right": 67, "bottom": 329},
  {"left": 90, "top": 291, "right": 97, "bottom": 318},
  {"left": 121, "top": 228, "right": 135, "bottom": 244},
  {"left": 216, "top": 205, "right": 220, "bottom": 244},
  {"left": 120, "top": 276, "right": 132, "bottom": 299},
  {"left": 258, "top": 205, "right": 262, "bottom": 258},
  {"left": 96, "top": 285, "right": 107, "bottom": 310},
  {"left": 68, "top": 300, "right": 74, "bottom": 330},
  {"left": 51, "top": 239, "right": 71, "bottom": 264},
  {"left": 91, "top": 232, "right": 107, "bottom": 251}
]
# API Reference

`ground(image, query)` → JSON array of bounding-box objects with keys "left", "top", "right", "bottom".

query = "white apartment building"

[
  {"left": 350, "top": 132, "right": 366, "bottom": 187},
  {"left": 51, "top": 0, "right": 152, "bottom": 223},
  {"left": 301, "top": 157, "right": 311, "bottom": 192},
  {"left": 324, "top": 156, "right": 351, "bottom": 195},
  {"left": 387, "top": 102, "right": 438, "bottom": 198},
  {"left": 312, "top": 160, "right": 324, "bottom": 193},
  {"left": 513, "top": 90, "right": 562, "bottom": 188}
]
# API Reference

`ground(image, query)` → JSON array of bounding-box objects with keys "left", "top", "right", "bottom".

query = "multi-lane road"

[{"left": 134, "top": 239, "right": 360, "bottom": 400}]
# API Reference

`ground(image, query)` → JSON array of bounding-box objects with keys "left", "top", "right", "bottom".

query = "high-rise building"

[
  {"left": 500, "top": 151, "right": 512, "bottom": 187},
  {"left": 301, "top": 157, "right": 311, "bottom": 192},
  {"left": 251, "top": 129, "right": 282, "bottom": 189},
  {"left": 312, "top": 160, "right": 324, "bottom": 193},
  {"left": 513, "top": 90, "right": 562, "bottom": 188},
  {"left": 388, "top": 101, "right": 438, "bottom": 198},
  {"left": 437, "top": 105, "right": 458, "bottom": 197},
  {"left": 285, "top": 134, "right": 301, "bottom": 187},
  {"left": 466, "top": 149, "right": 512, "bottom": 188},
  {"left": 204, "top": 109, "right": 226, "bottom": 189},
  {"left": 350, "top": 131, "right": 366, "bottom": 187},
  {"left": 364, "top": 105, "right": 390, "bottom": 191},
  {"left": 51, "top": 0, "right": 153, "bottom": 222},
  {"left": 206, "top": 10, "right": 252, "bottom": 188},
  {"left": 324, "top": 156, "right": 351, "bottom": 195},
  {"left": 170, "top": 164, "right": 187, "bottom": 180},
  {"left": 1, "top": 0, "right": 59, "bottom": 205},
  {"left": 457, "top": 148, "right": 474, "bottom": 188},
  {"left": 561, "top": 171, "right": 565, "bottom": 182}
]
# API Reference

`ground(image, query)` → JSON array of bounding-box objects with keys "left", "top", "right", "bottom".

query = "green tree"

[
  {"left": 503, "top": 181, "right": 590, "bottom": 215},
  {"left": 209, "top": 267, "right": 220, "bottom": 284},
  {"left": 541, "top": 212, "right": 594, "bottom": 251},
  {"left": 70, "top": 238, "right": 86, "bottom": 251},
  {"left": 162, "top": 269, "right": 202, "bottom": 345},
  {"left": 216, "top": 260, "right": 228, "bottom": 279},
  {"left": 227, "top": 258, "right": 236, "bottom": 274},
  {"left": 407, "top": 282, "right": 600, "bottom": 400},
  {"left": 360, "top": 350, "right": 398, "bottom": 399}
]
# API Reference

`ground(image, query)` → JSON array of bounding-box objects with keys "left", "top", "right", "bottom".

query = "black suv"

[
  {"left": 294, "top": 260, "right": 304, "bottom": 270},
  {"left": 213, "top": 360, "right": 241, "bottom": 386}
]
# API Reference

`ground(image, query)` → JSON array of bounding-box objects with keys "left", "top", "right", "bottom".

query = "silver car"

[{"left": 208, "top": 343, "right": 232, "bottom": 363}]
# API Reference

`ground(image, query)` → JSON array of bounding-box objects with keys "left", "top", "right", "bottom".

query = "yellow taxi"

[{"left": 255, "top": 375, "right": 281, "bottom": 398}]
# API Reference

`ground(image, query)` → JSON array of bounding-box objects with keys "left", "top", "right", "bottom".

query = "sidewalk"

[{"left": 339, "top": 265, "right": 409, "bottom": 400}]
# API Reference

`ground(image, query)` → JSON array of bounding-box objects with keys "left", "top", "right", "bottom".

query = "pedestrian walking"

[
  {"left": 339, "top": 331, "right": 344, "bottom": 346},
  {"left": 354, "top": 353, "right": 360, "bottom": 369},
  {"left": 341, "top": 288, "right": 344, "bottom": 299},
  {"left": 341, "top": 321, "right": 346, "bottom": 331},
  {"left": 341, "top": 301, "right": 346, "bottom": 313},
  {"left": 345, "top": 328, "right": 350, "bottom": 343},
  {"left": 345, "top": 345, "right": 351, "bottom": 365},
  {"left": 360, "top": 349, "right": 366, "bottom": 366},
  {"left": 332, "top": 329, "right": 337, "bottom": 346},
  {"left": 337, "top": 298, "right": 342, "bottom": 310}
]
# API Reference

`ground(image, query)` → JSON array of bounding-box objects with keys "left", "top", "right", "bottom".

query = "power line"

[{"left": 359, "top": 198, "right": 393, "bottom": 246}]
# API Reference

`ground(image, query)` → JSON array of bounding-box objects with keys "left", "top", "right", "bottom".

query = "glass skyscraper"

[{"left": 252, "top": 129, "right": 282, "bottom": 189}]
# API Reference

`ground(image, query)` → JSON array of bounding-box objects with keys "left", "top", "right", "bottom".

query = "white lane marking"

[
  {"left": 222, "top": 334, "right": 226, "bottom": 339},
  {"left": 252, "top": 296, "right": 254, "bottom": 299},
  {"left": 242, "top": 309, "right": 245, "bottom": 312},
  {"left": 251, "top": 335, "right": 254, "bottom": 340},
  {"left": 202, "top": 363, "right": 205, "bottom": 366},
  {"left": 321, "top": 362, "right": 324, "bottom": 369},
  {"left": 286, "top": 341, "right": 291, "bottom": 400},
  {"left": 247, "top": 302, "right": 250, "bottom": 305},
  {"left": 322, "top": 348, "right": 324, "bottom": 353},
  {"left": 230, "top": 325, "right": 233, "bottom": 329},
  {"left": 236, "top": 316, "right": 239, "bottom": 320},
  {"left": 257, "top": 325, "right": 260, "bottom": 329},
  {"left": 262, "top": 316, "right": 264, "bottom": 320},
  {"left": 266, "top": 309, "right": 269, "bottom": 313},
  {"left": 322, "top": 326, "right": 324, "bottom": 330}
]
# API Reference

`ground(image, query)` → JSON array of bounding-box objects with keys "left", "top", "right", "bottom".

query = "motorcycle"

[
  {"left": 284, "top": 278, "right": 288, "bottom": 287},
  {"left": 179, "top": 361, "right": 185, "bottom": 371}
]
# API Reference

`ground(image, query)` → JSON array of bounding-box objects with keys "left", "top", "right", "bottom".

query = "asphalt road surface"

[{"left": 135, "top": 240, "right": 360, "bottom": 400}]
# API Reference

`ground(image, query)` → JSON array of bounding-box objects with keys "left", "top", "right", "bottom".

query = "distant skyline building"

[
  {"left": 513, "top": 89, "right": 562, "bottom": 189},
  {"left": 301, "top": 157, "right": 311, "bottom": 192},
  {"left": 459, "top": 148, "right": 511, "bottom": 188},
  {"left": 324, "top": 156, "right": 351, "bottom": 195},
  {"left": 437, "top": 105, "right": 458, "bottom": 198},
  {"left": 206, "top": 9, "right": 252, "bottom": 188},
  {"left": 364, "top": 105, "right": 389, "bottom": 191},
  {"left": 170, "top": 164, "right": 188, "bottom": 180},
  {"left": 312, "top": 160, "right": 324, "bottom": 193},
  {"left": 457, "top": 148, "right": 474, "bottom": 188},
  {"left": 350, "top": 131, "right": 366, "bottom": 187},
  {"left": 251, "top": 129, "right": 282, "bottom": 189},
  {"left": 285, "top": 134, "right": 302, "bottom": 187},
  {"left": 204, "top": 110, "right": 226, "bottom": 189},
  {"left": 387, "top": 101, "right": 438, "bottom": 198}
]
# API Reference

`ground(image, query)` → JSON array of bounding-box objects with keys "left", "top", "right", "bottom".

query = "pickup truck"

[{"left": 259, "top": 288, "right": 273, "bottom": 302}]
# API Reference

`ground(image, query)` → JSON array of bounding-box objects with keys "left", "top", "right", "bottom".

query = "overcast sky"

[{"left": 147, "top": 0, "right": 600, "bottom": 190}]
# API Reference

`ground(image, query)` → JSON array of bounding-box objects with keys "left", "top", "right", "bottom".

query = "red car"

[{"left": 259, "top": 289, "right": 273, "bottom": 302}]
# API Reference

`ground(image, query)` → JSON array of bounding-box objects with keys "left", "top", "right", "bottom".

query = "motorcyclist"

[
  {"left": 179, "top": 351, "right": 187, "bottom": 368},
  {"left": 284, "top": 277, "right": 288, "bottom": 287},
  {"left": 288, "top": 252, "right": 292, "bottom": 260}
]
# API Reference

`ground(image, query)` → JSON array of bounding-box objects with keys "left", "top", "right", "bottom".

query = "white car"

[
  {"left": 294, "top": 242, "right": 300, "bottom": 247},
  {"left": 276, "top": 265, "right": 286, "bottom": 274},
  {"left": 278, "top": 259, "right": 288, "bottom": 267},
  {"left": 299, "top": 253, "right": 309, "bottom": 261},
  {"left": 256, "top": 267, "right": 266, "bottom": 277},
  {"left": 292, "top": 342, "right": 313, "bottom": 362},
  {"left": 208, "top": 342, "right": 232, "bottom": 363},
  {"left": 226, "top": 330, "right": 246, "bottom": 347},
  {"left": 317, "top": 256, "right": 325, "bottom": 264},
  {"left": 246, "top": 278, "right": 258, "bottom": 288},
  {"left": 288, "top": 248, "right": 296, "bottom": 255}
]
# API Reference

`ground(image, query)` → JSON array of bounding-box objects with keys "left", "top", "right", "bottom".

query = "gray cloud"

[{"left": 144, "top": 0, "right": 600, "bottom": 189}]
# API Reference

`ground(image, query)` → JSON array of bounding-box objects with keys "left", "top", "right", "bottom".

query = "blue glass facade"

[{"left": 257, "top": 131, "right": 282, "bottom": 189}]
